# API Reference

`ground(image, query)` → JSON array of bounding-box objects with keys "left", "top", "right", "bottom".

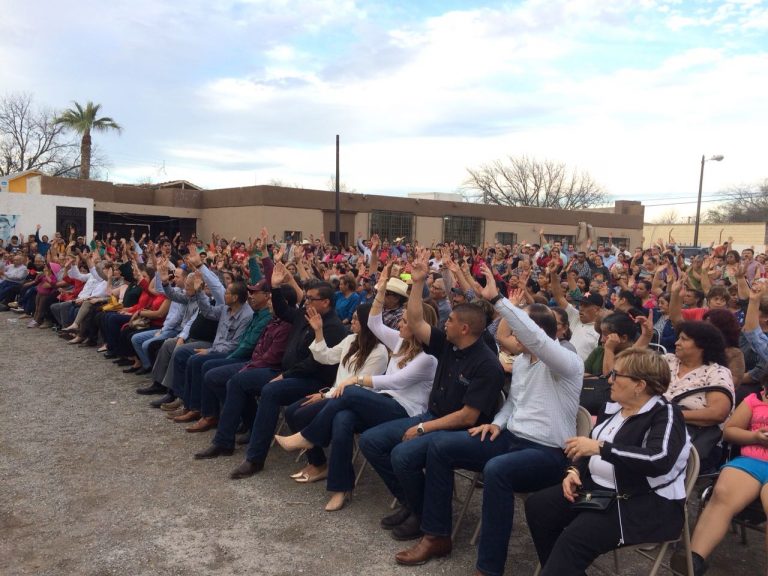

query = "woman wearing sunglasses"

[{"left": 524, "top": 349, "right": 691, "bottom": 576}]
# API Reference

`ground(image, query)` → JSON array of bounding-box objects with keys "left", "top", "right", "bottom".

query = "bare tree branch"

[{"left": 462, "top": 155, "right": 608, "bottom": 210}]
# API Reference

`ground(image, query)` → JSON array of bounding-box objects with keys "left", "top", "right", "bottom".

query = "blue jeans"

[
  {"left": 300, "top": 387, "right": 409, "bottom": 492},
  {"left": 245, "top": 376, "right": 324, "bottom": 464},
  {"left": 182, "top": 351, "right": 230, "bottom": 411},
  {"left": 358, "top": 413, "right": 435, "bottom": 512},
  {"left": 199, "top": 359, "right": 246, "bottom": 417},
  {"left": 285, "top": 398, "right": 329, "bottom": 467},
  {"left": 102, "top": 311, "right": 130, "bottom": 352},
  {"left": 474, "top": 433, "right": 567, "bottom": 576},
  {"left": 212, "top": 367, "right": 280, "bottom": 450},
  {"left": 131, "top": 329, "right": 178, "bottom": 369},
  {"left": 0, "top": 280, "right": 22, "bottom": 303},
  {"left": 169, "top": 342, "right": 213, "bottom": 399}
]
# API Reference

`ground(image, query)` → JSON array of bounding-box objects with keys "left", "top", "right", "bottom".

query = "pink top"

[{"left": 742, "top": 393, "right": 768, "bottom": 462}]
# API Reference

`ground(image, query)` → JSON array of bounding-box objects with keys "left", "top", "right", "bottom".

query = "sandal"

[{"left": 96, "top": 345, "right": 108, "bottom": 353}]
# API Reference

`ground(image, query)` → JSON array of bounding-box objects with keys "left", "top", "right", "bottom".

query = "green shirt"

[{"left": 227, "top": 307, "right": 272, "bottom": 360}]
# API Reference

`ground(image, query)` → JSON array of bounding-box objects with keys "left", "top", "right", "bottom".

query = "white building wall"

[{"left": 0, "top": 188, "right": 94, "bottom": 241}]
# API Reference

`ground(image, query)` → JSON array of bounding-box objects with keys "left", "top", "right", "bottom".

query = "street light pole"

[{"left": 693, "top": 154, "right": 724, "bottom": 248}]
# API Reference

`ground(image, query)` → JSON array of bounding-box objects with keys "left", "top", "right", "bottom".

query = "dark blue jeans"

[
  {"left": 472, "top": 433, "right": 567, "bottom": 576},
  {"left": 300, "top": 387, "right": 409, "bottom": 492},
  {"left": 358, "top": 413, "right": 435, "bottom": 512},
  {"left": 200, "top": 361, "right": 247, "bottom": 417},
  {"left": 285, "top": 398, "right": 328, "bottom": 467},
  {"left": 244, "top": 376, "right": 324, "bottom": 464},
  {"left": 212, "top": 367, "right": 280, "bottom": 450},
  {"left": 103, "top": 312, "right": 130, "bottom": 352},
  {"left": 170, "top": 343, "right": 212, "bottom": 400},
  {"left": 182, "top": 352, "right": 231, "bottom": 411}
]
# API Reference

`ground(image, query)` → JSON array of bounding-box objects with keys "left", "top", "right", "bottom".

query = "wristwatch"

[
  {"left": 357, "top": 375, "right": 364, "bottom": 387},
  {"left": 416, "top": 423, "right": 425, "bottom": 436},
  {"left": 489, "top": 294, "right": 503, "bottom": 305}
]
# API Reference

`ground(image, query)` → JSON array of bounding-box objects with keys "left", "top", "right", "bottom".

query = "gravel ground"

[{"left": 1, "top": 313, "right": 764, "bottom": 576}]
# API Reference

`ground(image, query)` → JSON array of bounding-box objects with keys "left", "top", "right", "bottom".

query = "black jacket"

[
  {"left": 271, "top": 287, "right": 348, "bottom": 384},
  {"left": 577, "top": 396, "right": 690, "bottom": 545}
]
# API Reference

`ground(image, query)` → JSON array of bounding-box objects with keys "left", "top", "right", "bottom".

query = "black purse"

[{"left": 572, "top": 489, "right": 620, "bottom": 511}]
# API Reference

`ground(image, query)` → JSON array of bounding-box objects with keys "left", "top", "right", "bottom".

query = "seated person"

[
  {"left": 677, "top": 379, "right": 768, "bottom": 575},
  {"left": 525, "top": 348, "right": 690, "bottom": 576}
]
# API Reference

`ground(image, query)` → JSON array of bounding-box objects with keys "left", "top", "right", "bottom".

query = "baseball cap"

[{"left": 576, "top": 292, "right": 604, "bottom": 308}]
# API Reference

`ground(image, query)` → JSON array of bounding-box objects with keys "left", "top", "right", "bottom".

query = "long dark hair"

[{"left": 343, "top": 303, "right": 380, "bottom": 373}]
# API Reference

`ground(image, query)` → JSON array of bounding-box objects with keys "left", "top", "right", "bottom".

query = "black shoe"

[
  {"left": 194, "top": 444, "right": 235, "bottom": 460},
  {"left": 123, "top": 366, "right": 140, "bottom": 373},
  {"left": 230, "top": 460, "right": 264, "bottom": 479},
  {"left": 391, "top": 513, "right": 423, "bottom": 541},
  {"left": 114, "top": 358, "right": 133, "bottom": 366},
  {"left": 136, "top": 382, "right": 167, "bottom": 395},
  {"left": 135, "top": 367, "right": 151, "bottom": 375},
  {"left": 381, "top": 505, "right": 412, "bottom": 530},
  {"left": 104, "top": 353, "right": 118, "bottom": 359},
  {"left": 236, "top": 432, "right": 251, "bottom": 445},
  {"left": 670, "top": 550, "right": 708, "bottom": 576},
  {"left": 150, "top": 392, "right": 174, "bottom": 408},
  {"left": 0, "top": 303, "right": 8, "bottom": 312}
]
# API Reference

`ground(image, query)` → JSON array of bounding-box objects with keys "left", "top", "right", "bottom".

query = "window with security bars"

[
  {"left": 443, "top": 215, "right": 484, "bottom": 246},
  {"left": 495, "top": 232, "right": 517, "bottom": 246},
  {"left": 369, "top": 211, "right": 414, "bottom": 243},
  {"left": 597, "top": 236, "right": 628, "bottom": 249},
  {"left": 542, "top": 234, "right": 575, "bottom": 247},
  {"left": 284, "top": 230, "right": 302, "bottom": 242}
]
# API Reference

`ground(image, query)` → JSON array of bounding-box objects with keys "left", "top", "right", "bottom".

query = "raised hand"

[
  {"left": 478, "top": 263, "right": 499, "bottom": 301},
  {"left": 157, "top": 259, "right": 170, "bottom": 284},
  {"left": 273, "top": 244, "right": 285, "bottom": 263},
  {"left": 186, "top": 245, "right": 202, "bottom": 268},
  {"left": 271, "top": 261, "right": 289, "bottom": 286},
  {"left": 604, "top": 332, "right": 621, "bottom": 352},
  {"left": 370, "top": 234, "right": 380, "bottom": 253},
  {"left": 192, "top": 273, "right": 204, "bottom": 292},
  {"left": 305, "top": 305, "right": 323, "bottom": 332}
]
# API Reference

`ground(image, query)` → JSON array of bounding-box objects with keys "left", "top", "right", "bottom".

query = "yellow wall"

[{"left": 9, "top": 176, "right": 29, "bottom": 193}]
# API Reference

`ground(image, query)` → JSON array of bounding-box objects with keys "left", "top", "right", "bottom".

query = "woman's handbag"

[
  {"left": 127, "top": 315, "right": 150, "bottom": 330},
  {"left": 572, "top": 489, "right": 621, "bottom": 511},
  {"left": 101, "top": 295, "right": 123, "bottom": 312}
]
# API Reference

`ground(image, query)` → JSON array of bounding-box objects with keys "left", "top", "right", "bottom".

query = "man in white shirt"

[
  {"left": 550, "top": 269, "right": 602, "bottom": 361},
  {"left": 0, "top": 255, "right": 30, "bottom": 310}
]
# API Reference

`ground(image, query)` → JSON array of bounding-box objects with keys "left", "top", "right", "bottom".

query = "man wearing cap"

[
  {"left": 550, "top": 266, "right": 602, "bottom": 361},
  {"left": 382, "top": 276, "right": 409, "bottom": 329}
]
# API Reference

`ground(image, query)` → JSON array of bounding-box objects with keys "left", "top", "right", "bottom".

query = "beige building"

[
  {"left": 643, "top": 222, "right": 768, "bottom": 253},
  {"left": 20, "top": 175, "right": 644, "bottom": 248}
]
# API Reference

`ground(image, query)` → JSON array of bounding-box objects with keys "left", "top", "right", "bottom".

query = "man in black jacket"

[{"left": 227, "top": 274, "right": 347, "bottom": 479}]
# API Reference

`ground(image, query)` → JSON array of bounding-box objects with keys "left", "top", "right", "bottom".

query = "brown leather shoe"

[
  {"left": 174, "top": 410, "right": 201, "bottom": 423},
  {"left": 395, "top": 535, "right": 452, "bottom": 566},
  {"left": 186, "top": 416, "right": 218, "bottom": 433}
]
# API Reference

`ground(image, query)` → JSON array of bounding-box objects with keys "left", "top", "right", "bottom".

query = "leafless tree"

[
  {"left": 463, "top": 155, "right": 608, "bottom": 210},
  {"left": 704, "top": 180, "right": 768, "bottom": 223},
  {"left": 0, "top": 92, "right": 82, "bottom": 177},
  {"left": 327, "top": 175, "right": 356, "bottom": 193},
  {"left": 652, "top": 209, "right": 683, "bottom": 224}
]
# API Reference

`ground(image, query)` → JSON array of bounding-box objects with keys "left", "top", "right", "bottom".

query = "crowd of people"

[{"left": 2, "top": 222, "right": 768, "bottom": 575}]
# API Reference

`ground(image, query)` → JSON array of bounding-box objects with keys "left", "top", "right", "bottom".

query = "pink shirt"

[{"left": 742, "top": 393, "right": 768, "bottom": 462}]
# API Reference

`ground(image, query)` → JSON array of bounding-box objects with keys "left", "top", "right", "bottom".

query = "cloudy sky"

[{"left": 2, "top": 0, "right": 766, "bottom": 220}]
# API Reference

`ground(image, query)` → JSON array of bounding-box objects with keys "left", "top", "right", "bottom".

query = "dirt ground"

[{"left": 0, "top": 314, "right": 764, "bottom": 576}]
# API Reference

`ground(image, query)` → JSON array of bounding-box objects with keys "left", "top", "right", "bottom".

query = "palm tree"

[{"left": 55, "top": 101, "right": 122, "bottom": 180}]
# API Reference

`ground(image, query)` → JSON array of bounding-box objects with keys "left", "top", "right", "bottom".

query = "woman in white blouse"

[{"left": 276, "top": 265, "right": 439, "bottom": 511}]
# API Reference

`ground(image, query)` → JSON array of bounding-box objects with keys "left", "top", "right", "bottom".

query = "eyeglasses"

[
  {"left": 305, "top": 296, "right": 327, "bottom": 302},
  {"left": 607, "top": 370, "right": 640, "bottom": 382}
]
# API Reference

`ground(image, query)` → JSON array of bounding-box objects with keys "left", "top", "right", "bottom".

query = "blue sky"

[{"left": 2, "top": 0, "right": 767, "bottom": 220}]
